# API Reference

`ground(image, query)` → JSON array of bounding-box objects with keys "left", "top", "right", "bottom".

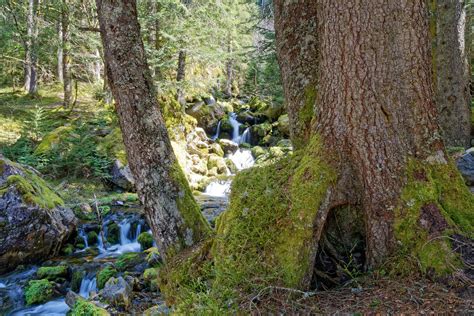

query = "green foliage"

[
  {"left": 24, "top": 279, "right": 54, "bottom": 305},
  {"left": 70, "top": 299, "right": 109, "bottom": 316},
  {"left": 97, "top": 266, "right": 117, "bottom": 290},
  {"left": 37, "top": 266, "right": 68, "bottom": 281},
  {"left": 87, "top": 231, "right": 98, "bottom": 245},
  {"left": 138, "top": 232, "right": 154, "bottom": 250}
]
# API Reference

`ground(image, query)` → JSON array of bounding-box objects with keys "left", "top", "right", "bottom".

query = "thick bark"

[
  {"left": 315, "top": 0, "right": 444, "bottom": 267},
  {"left": 61, "top": 0, "right": 72, "bottom": 107},
  {"left": 176, "top": 49, "right": 186, "bottom": 106},
  {"left": 24, "top": 0, "right": 38, "bottom": 95},
  {"left": 274, "top": 0, "right": 318, "bottom": 149},
  {"left": 434, "top": 0, "right": 471, "bottom": 148},
  {"left": 96, "top": 0, "right": 210, "bottom": 260}
]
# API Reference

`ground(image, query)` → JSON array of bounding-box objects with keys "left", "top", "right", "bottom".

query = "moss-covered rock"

[
  {"left": 37, "top": 265, "right": 68, "bottom": 281},
  {"left": 209, "top": 143, "right": 224, "bottom": 157},
  {"left": 106, "top": 222, "right": 120, "bottom": 245},
  {"left": 250, "top": 146, "right": 266, "bottom": 159},
  {"left": 24, "top": 279, "right": 54, "bottom": 305},
  {"left": 33, "top": 125, "right": 74, "bottom": 156},
  {"left": 61, "top": 244, "right": 75, "bottom": 256},
  {"left": 97, "top": 265, "right": 117, "bottom": 290},
  {"left": 71, "top": 270, "right": 85, "bottom": 292},
  {"left": 207, "top": 155, "right": 228, "bottom": 175},
  {"left": 87, "top": 231, "right": 98, "bottom": 246},
  {"left": 115, "top": 252, "right": 145, "bottom": 272},
  {"left": 70, "top": 298, "right": 109, "bottom": 316},
  {"left": 138, "top": 232, "right": 154, "bottom": 250},
  {"left": 143, "top": 268, "right": 159, "bottom": 291}
]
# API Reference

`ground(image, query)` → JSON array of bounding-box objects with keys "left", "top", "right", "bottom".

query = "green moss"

[
  {"left": 143, "top": 268, "right": 159, "bottom": 291},
  {"left": 394, "top": 159, "right": 474, "bottom": 275},
  {"left": 61, "top": 244, "right": 75, "bottom": 256},
  {"left": 138, "top": 232, "right": 154, "bottom": 250},
  {"left": 33, "top": 126, "right": 74, "bottom": 156},
  {"left": 97, "top": 266, "right": 117, "bottom": 289},
  {"left": 115, "top": 252, "right": 143, "bottom": 272},
  {"left": 71, "top": 270, "right": 85, "bottom": 292},
  {"left": 1, "top": 163, "right": 64, "bottom": 209},
  {"left": 87, "top": 231, "right": 98, "bottom": 245},
  {"left": 167, "top": 162, "right": 211, "bottom": 258},
  {"left": 37, "top": 265, "right": 68, "bottom": 281},
  {"left": 97, "top": 127, "right": 127, "bottom": 165},
  {"left": 24, "top": 279, "right": 54, "bottom": 305},
  {"left": 106, "top": 222, "right": 120, "bottom": 245},
  {"left": 293, "top": 86, "right": 317, "bottom": 149},
  {"left": 70, "top": 298, "right": 109, "bottom": 316},
  {"left": 158, "top": 136, "right": 335, "bottom": 311}
]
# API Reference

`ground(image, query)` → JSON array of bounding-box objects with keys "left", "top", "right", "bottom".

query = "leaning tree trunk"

[
  {"left": 24, "top": 0, "right": 38, "bottom": 95},
  {"left": 434, "top": 0, "right": 472, "bottom": 148},
  {"left": 61, "top": 0, "right": 72, "bottom": 107},
  {"left": 274, "top": 0, "right": 318, "bottom": 149},
  {"left": 96, "top": 0, "right": 210, "bottom": 260},
  {"left": 211, "top": 0, "right": 473, "bottom": 293}
]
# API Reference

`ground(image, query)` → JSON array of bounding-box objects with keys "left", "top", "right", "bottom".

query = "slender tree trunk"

[
  {"left": 274, "top": 0, "right": 318, "bottom": 149},
  {"left": 224, "top": 59, "right": 233, "bottom": 98},
  {"left": 93, "top": 48, "right": 102, "bottom": 83},
  {"left": 62, "top": 0, "right": 72, "bottom": 107},
  {"left": 434, "top": 0, "right": 471, "bottom": 148},
  {"left": 57, "top": 20, "right": 63, "bottom": 83},
  {"left": 24, "top": 0, "right": 38, "bottom": 95},
  {"left": 176, "top": 49, "right": 186, "bottom": 107},
  {"left": 96, "top": 0, "right": 210, "bottom": 260}
]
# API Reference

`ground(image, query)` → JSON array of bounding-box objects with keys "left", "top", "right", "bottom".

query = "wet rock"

[
  {"left": 202, "top": 95, "right": 216, "bottom": 105},
  {"left": 0, "top": 157, "right": 77, "bottom": 274},
  {"left": 457, "top": 150, "right": 474, "bottom": 185},
  {"left": 207, "top": 155, "right": 228, "bottom": 175},
  {"left": 251, "top": 146, "right": 266, "bottom": 159},
  {"left": 110, "top": 160, "right": 135, "bottom": 191},
  {"left": 101, "top": 277, "right": 133, "bottom": 311},
  {"left": 218, "top": 139, "right": 239, "bottom": 155},
  {"left": 65, "top": 290, "right": 80, "bottom": 308},
  {"left": 0, "top": 289, "right": 14, "bottom": 314},
  {"left": 237, "top": 111, "right": 256, "bottom": 125},
  {"left": 115, "top": 252, "right": 147, "bottom": 273},
  {"left": 209, "top": 143, "right": 224, "bottom": 157},
  {"left": 277, "top": 114, "right": 290, "bottom": 137}
]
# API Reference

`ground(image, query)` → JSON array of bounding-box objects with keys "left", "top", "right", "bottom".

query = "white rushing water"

[
  {"left": 79, "top": 276, "right": 97, "bottom": 299},
  {"left": 11, "top": 298, "right": 70, "bottom": 316},
  {"left": 204, "top": 180, "right": 231, "bottom": 197},
  {"left": 96, "top": 217, "right": 142, "bottom": 257},
  {"left": 229, "top": 112, "right": 242, "bottom": 143},
  {"left": 228, "top": 149, "right": 255, "bottom": 171},
  {"left": 211, "top": 120, "right": 222, "bottom": 141}
]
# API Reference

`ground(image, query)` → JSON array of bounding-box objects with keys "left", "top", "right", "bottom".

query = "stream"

[{"left": 1, "top": 121, "right": 256, "bottom": 315}]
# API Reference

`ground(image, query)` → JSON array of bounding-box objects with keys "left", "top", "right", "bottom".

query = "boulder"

[
  {"left": 207, "top": 155, "right": 228, "bottom": 175},
  {"left": 101, "top": 277, "right": 133, "bottom": 311},
  {"left": 110, "top": 160, "right": 135, "bottom": 191},
  {"left": 186, "top": 101, "right": 225, "bottom": 133},
  {"left": 209, "top": 143, "right": 225, "bottom": 157},
  {"left": 0, "top": 289, "right": 13, "bottom": 314},
  {"left": 0, "top": 157, "right": 77, "bottom": 274},
  {"left": 457, "top": 151, "right": 474, "bottom": 185},
  {"left": 277, "top": 114, "right": 290, "bottom": 137},
  {"left": 218, "top": 139, "right": 239, "bottom": 155}
]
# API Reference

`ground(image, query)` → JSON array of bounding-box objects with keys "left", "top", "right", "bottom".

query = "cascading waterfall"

[
  {"left": 78, "top": 228, "right": 89, "bottom": 249},
  {"left": 229, "top": 113, "right": 242, "bottom": 143},
  {"left": 228, "top": 149, "right": 255, "bottom": 170},
  {"left": 79, "top": 275, "right": 97, "bottom": 299},
  {"left": 211, "top": 120, "right": 222, "bottom": 140},
  {"left": 204, "top": 180, "right": 232, "bottom": 197},
  {"left": 240, "top": 127, "right": 251, "bottom": 144}
]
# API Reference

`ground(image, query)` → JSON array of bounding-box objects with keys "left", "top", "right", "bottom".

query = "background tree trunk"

[
  {"left": 57, "top": 20, "right": 63, "bottom": 83},
  {"left": 176, "top": 49, "right": 186, "bottom": 107},
  {"left": 274, "top": 0, "right": 318, "bottom": 149},
  {"left": 96, "top": 0, "right": 210, "bottom": 260},
  {"left": 434, "top": 0, "right": 472, "bottom": 148},
  {"left": 62, "top": 0, "right": 72, "bottom": 107},
  {"left": 24, "top": 0, "right": 38, "bottom": 95}
]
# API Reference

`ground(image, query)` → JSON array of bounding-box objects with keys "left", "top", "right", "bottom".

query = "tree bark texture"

[
  {"left": 434, "top": 0, "right": 471, "bottom": 148},
  {"left": 24, "top": 0, "right": 38, "bottom": 95},
  {"left": 315, "top": 0, "right": 446, "bottom": 267},
  {"left": 274, "top": 0, "right": 318, "bottom": 149},
  {"left": 62, "top": 0, "right": 72, "bottom": 107},
  {"left": 96, "top": 0, "right": 210, "bottom": 260},
  {"left": 57, "top": 20, "right": 64, "bottom": 83}
]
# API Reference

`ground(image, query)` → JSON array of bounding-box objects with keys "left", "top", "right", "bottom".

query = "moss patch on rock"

[
  {"left": 70, "top": 298, "right": 109, "bottom": 316},
  {"left": 33, "top": 126, "right": 74, "bottom": 156},
  {"left": 97, "top": 265, "right": 117, "bottom": 290},
  {"left": 394, "top": 158, "right": 474, "bottom": 276},
  {"left": 115, "top": 252, "right": 143, "bottom": 272},
  {"left": 138, "top": 232, "right": 154, "bottom": 250},
  {"left": 37, "top": 265, "right": 68, "bottom": 281},
  {"left": 24, "top": 279, "right": 54, "bottom": 305}
]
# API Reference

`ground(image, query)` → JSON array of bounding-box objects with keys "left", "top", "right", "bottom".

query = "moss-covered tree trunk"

[
  {"left": 434, "top": 0, "right": 471, "bottom": 148},
  {"left": 274, "top": 0, "right": 318, "bottom": 149},
  {"left": 96, "top": 0, "right": 210, "bottom": 260}
]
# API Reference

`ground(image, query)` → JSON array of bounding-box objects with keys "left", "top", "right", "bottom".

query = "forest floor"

[{"left": 248, "top": 276, "right": 473, "bottom": 314}]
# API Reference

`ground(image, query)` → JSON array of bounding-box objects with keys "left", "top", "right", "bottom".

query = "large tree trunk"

[
  {"left": 61, "top": 0, "right": 72, "bottom": 107},
  {"left": 96, "top": 0, "right": 210, "bottom": 260},
  {"left": 274, "top": 0, "right": 318, "bottom": 149},
  {"left": 434, "top": 0, "right": 471, "bottom": 148},
  {"left": 24, "top": 0, "right": 38, "bottom": 95}
]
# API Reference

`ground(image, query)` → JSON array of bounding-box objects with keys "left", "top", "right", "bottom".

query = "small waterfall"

[
  {"left": 78, "top": 228, "right": 89, "bottom": 248},
  {"left": 228, "top": 149, "right": 255, "bottom": 170},
  {"left": 120, "top": 219, "right": 132, "bottom": 245},
  {"left": 211, "top": 121, "right": 222, "bottom": 140},
  {"left": 229, "top": 113, "right": 242, "bottom": 143},
  {"left": 79, "top": 276, "right": 97, "bottom": 299},
  {"left": 133, "top": 223, "right": 142, "bottom": 241},
  {"left": 204, "top": 180, "right": 232, "bottom": 197},
  {"left": 11, "top": 299, "right": 69, "bottom": 316},
  {"left": 240, "top": 127, "right": 251, "bottom": 144}
]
